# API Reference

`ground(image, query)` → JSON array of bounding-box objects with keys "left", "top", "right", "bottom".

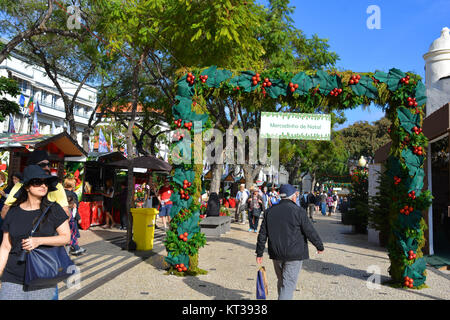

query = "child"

[{"left": 66, "top": 193, "right": 86, "bottom": 256}]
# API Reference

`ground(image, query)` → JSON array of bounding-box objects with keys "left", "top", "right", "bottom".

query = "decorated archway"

[{"left": 165, "top": 66, "right": 431, "bottom": 289}]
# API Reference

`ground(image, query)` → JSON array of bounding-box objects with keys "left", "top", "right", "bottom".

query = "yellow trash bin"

[{"left": 131, "top": 208, "right": 159, "bottom": 251}]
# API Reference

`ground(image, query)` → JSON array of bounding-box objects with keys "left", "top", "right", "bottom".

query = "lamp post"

[{"left": 358, "top": 155, "right": 367, "bottom": 168}]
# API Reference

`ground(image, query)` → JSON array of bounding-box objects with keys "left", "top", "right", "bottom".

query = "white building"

[{"left": 0, "top": 41, "right": 97, "bottom": 146}]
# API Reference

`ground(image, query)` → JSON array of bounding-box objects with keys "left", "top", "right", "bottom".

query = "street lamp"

[{"left": 358, "top": 156, "right": 367, "bottom": 168}]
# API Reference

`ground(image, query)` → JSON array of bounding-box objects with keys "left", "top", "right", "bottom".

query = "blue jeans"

[
  {"left": 321, "top": 203, "right": 326, "bottom": 216},
  {"left": 272, "top": 260, "right": 303, "bottom": 300}
]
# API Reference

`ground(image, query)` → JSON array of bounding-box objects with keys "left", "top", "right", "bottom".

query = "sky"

[{"left": 260, "top": 0, "right": 450, "bottom": 129}]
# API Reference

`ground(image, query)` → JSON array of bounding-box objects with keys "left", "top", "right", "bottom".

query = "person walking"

[
  {"left": 256, "top": 184, "right": 324, "bottom": 300},
  {"left": 307, "top": 191, "right": 316, "bottom": 222},
  {"left": 332, "top": 191, "right": 339, "bottom": 214},
  {"left": 247, "top": 188, "right": 263, "bottom": 233},
  {"left": 319, "top": 191, "right": 327, "bottom": 216},
  {"left": 102, "top": 179, "right": 115, "bottom": 229},
  {"left": 326, "top": 193, "right": 334, "bottom": 216},
  {"left": 0, "top": 165, "right": 70, "bottom": 300},
  {"left": 63, "top": 178, "right": 86, "bottom": 256},
  {"left": 268, "top": 186, "right": 280, "bottom": 207},
  {"left": 157, "top": 179, "right": 173, "bottom": 230},
  {"left": 235, "top": 184, "right": 249, "bottom": 224}
]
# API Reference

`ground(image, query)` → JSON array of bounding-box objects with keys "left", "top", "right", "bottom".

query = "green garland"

[{"left": 166, "top": 66, "right": 430, "bottom": 288}]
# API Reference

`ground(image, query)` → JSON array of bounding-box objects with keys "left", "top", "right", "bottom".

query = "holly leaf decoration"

[
  {"left": 396, "top": 233, "right": 419, "bottom": 257},
  {"left": 403, "top": 258, "right": 427, "bottom": 287},
  {"left": 290, "top": 72, "right": 313, "bottom": 95},
  {"left": 228, "top": 72, "right": 253, "bottom": 93},
  {"left": 265, "top": 79, "right": 287, "bottom": 99},
  {"left": 414, "top": 81, "right": 427, "bottom": 106},
  {"left": 177, "top": 76, "right": 195, "bottom": 97},
  {"left": 405, "top": 168, "right": 425, "bottom": 196},
  {"left": 202, "top": 65, "right": 232, "bottom": 88},
  {"left": 177, "top": 214, "right": 201, "bottom": 240},
  {"left": 401, "top": 148, "right": 424, "bottom": 177},
  {"left": 373, "top": 68, "right": 406, "bottom": 91},
  {"left": 172, "top": 96, "right": 192, "bottom": 120},
  {"left": 397, "top": 209, "right": 422, "bottom": 230},
  {"left": 397, "top": 106, "right": 420, "bottom": 133},
  {"left": 165, "top": 252, "right": 190, "bottom": 268},
  {"left": 173, "top": 168, "right": 195, "bottom": 187},
  {"left": 350, "top": 76, "right": 378, "bottom": 99},
  {"left": 313, "top": 70, "right": 338, "bottom": 95}
]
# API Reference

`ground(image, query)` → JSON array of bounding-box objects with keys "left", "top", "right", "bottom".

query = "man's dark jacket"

[{"left": 256, "top": 199, "right": 324, "bottom": 261}]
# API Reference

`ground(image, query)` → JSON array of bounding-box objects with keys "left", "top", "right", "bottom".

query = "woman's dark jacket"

[{"left": 256, "top": 199, "right": 324, "bottom": 261}]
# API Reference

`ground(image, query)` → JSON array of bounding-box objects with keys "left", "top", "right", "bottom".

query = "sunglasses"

[
  {"left": 29, "top": 178, "right": 50, "bottom": 187},
  {"left": 37, "top": 162, "right": 50, "bottom": 168}
]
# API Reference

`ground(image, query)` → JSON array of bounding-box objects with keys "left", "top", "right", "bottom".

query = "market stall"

[
  {"left": 77, "top": 151, "right": 126, "bottom": 230},
  {"left": 0, "top": 132, "right": 86, "bottom": 180}
]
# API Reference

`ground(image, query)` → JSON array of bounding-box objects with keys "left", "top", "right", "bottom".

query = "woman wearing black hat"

[{"left": 0, "top": 165, "right": 70, "bottom": 300}]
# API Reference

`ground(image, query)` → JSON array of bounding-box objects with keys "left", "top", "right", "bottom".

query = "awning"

[
  {"left": 107, "top": 155, "right": 172, "bottom": 172},
  {"left": 0, "top": 132, "right": 87, "bottom": 157}
]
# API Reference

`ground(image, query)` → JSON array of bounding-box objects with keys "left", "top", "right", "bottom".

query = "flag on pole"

[
  {"left": 109, "top": 132, "right": 114, "bottom": 152},
  {"left": 27, "top": 96, "right": 34, "bottom": 114},
  {"left": 51, "top": 121, "right": 56, "bottom": 134},
  {"left": 88, "top": 137, "right": 93, "bottom": 153},
  {"left": 32, "top": 111, "right": 39, "bottom": 134},
  {"left": 35, "top": 100, "right": 42, "bottom": 113},
  {"left": 98, "top": 128, "right": 109, "bottom": 152},
  {"left": 19, "top": 94, "right": 25, "bottom": 108},
  {"left": 8, "top": 114, "right": 15, "bottom": 133}
]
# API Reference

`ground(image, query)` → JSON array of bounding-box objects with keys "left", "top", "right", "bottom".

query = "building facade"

[{"left": 0, "top": 43, "right": 97, "bottom": 145}]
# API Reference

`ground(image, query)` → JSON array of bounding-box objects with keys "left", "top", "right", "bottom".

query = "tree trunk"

[
  {"left": 126, "top": 51, "right": 147, "bottom": 250},
  {"left": 209, "top": 163, "right": 223, "bottom": 194},
  {"left": 242, "top": 164, "right": 261, "bottom": 190}
]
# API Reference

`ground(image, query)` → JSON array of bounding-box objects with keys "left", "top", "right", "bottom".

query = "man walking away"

[
  {"left": 235, "top": 184, "right": 249, "bottom": 224},
  {"left": 307, "top": 191, "right": 316, "bottom": 222},
  {"left": 256, "top": 184, "right": 324, "bottom": 300},
  {"left": 320, "top": 191, "right": 327, "bottom": 216}
]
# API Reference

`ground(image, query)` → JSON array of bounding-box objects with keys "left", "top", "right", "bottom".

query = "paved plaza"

[{"left": 59, "top": 211, "right": 450, "bottom": 300}]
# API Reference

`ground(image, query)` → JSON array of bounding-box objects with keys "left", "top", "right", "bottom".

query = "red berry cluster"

[
  {"left": 261, "top": 78, "right": 272, "bottom": 87},
  {"left": 288, "top": 82, "right": 299, "bottom": 93},
  {"left": 400, "top": 205, "right": 414, "bottom": 215},
  {"left": 400, "top": 75, "right": 410, "bottom": 85},
  {"left": 186, "top": 72, "right": 195, "bottom": 85},
  {"left": 407, "top": 97, "right": 418, "bottom": 107},
  {"left": 349, "top": 74, "right": 361, "bottom": 85},
  {"left": 408, "top": 250, "right": 417, "bottom": 260},
  {"left": 179, "top": 189, "right": 190, "bottom": 200},
  {"left": 199, "top": 75, "right": 208, "bottom": 83},
  {"left": 251, "top": 73, "right": 261, "bottom": 86},
  {"left": 233, "top": 86, "right": 240, "bottom": 91},
  {"left": 175, "top": 263, "right": 187, "bottom": 272},
  {"left": 329, "top": 88, "right": 342, "bottom": 97},
  {"left": 183, "top": 179, "right": 192, "bottom": 189},
  {"left": 179, "top": 232, "right": 189, "bottom": 242},
  {"left": 394, "top": 176, "right": 401, "bottom": 185},
  {"left": 408, "top": 190, "right": 416, "bottom": 200},
  {"left": 184, "top": 122, "right": 192, "bottom": 131},
  {"left": 412, "top": 145, "right": 423, "bottom": 156},
  {"left": 404, "top": 276, "right": 414, "bottom": 288},
  {"left": 412, "top": 126, "right": 422, "bottom": 135},
  {"left": 174, "top": 119, "right": 182, "bottom": 128}
]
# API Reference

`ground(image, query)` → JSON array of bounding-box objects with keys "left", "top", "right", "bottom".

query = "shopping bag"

[{"left": 256, "top": 266, "right": 268, "bottom": 299}]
